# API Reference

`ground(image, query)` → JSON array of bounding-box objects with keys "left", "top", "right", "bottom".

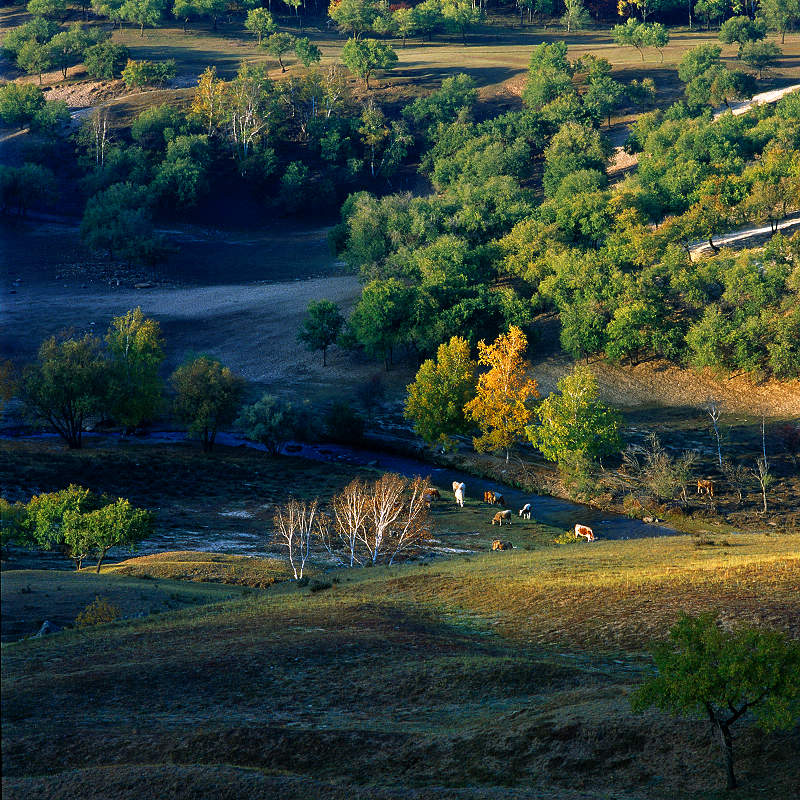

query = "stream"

[{"left": 5, "top": 430, "right": 678, "bottom": 561}]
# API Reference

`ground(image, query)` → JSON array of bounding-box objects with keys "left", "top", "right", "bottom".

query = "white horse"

[{"left": 453, "top": 481, "right": 466, "bottom": 508}]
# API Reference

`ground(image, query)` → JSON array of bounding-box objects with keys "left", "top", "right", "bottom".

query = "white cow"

[
  {"left": 519, "top": 503, "right": 532, "bottom": 520},
  {"left": 453, "top": 481, "right": 466, "bottom": 508}
]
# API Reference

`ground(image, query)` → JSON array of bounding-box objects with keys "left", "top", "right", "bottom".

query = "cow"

[
  {"left": 574, "top": 524, "right": 595, "bottom": 542},
  {"left": 484, "top": 490, "right": 505, "bottom": 505},
  {"left": 491, "top": 539, "right": 513, "bottom": 550},
  {"left": 484, "top": 490, "right": 493, "bottom": 503},
  {"left": 423, "top": 488, "right": 441, "bottom": 502},
  {"left": 697, "top": 479, "right": 714, "bottom": 497},
  {"left": 492, "top": 510, "right": 512, "bottom": 526},
  {"left": 453, "top": 482, "right": 466, "bottom": 508},
  {"left": 519, "top": 503, "right": 532, "bottom": 520}
]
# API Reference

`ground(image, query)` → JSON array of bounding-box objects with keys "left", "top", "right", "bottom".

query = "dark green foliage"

[
  {"left": 121, "top": 58, "right": 177, "bottom": 88},
  {"left": 633, "top": 612, "right": 800, "bottom": 790},
  {"left": 298, "top": 300, "right": 345, "bottom": 366},
  {"left": 0, "top": 163, "right": 56, "bottom": 215},
  {"left": 323, "top": 401, "right": 365, "bottom": 443},
  {"left": 83, "top": 41, "right": 130, "bottom": 79},
  {"left": 237, "top": 393, "right": 309, "bottom": 455}
]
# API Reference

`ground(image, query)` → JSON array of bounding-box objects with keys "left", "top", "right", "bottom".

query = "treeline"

[{"left": 332, "top": 44, "right": 800, "bottom": 380}]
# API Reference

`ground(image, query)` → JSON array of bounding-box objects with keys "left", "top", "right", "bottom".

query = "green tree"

[
  {"left": 522, "top": 41, "right": 575, "bottom": 109},
  {"left": 612, "top": 18, "right": 647, "bottom": 59},
  {"left": 329, "top": 0, "right": 379, "bottom": 38},
  {"left": 294, "top": 36, "right": 321, "bottom": 67},
  {"left": 73, "top": 497, "right": 152, "bottom": 572},
  {"left": 22, "top": 334, "right": 108, "bottom": 449},
  {"left": 105, "top": 307, "right": 165, "bottom": 431},
  {"left": 341, "top": 37, "right": 398, "bottom": 89},
  {"left": 0, "top": 83, "right": 45, "bottom": 127},
  {"left": 678, "top": 43, "right": 722, "bottom": 83},
  {"left": 2, "top": 16, "right": 59, "bottom": 60},
  {"left": 17, "top": 39, "right": 52, "bottom": 84},
  {"left": 561, "top": 0, "right": 589, "bottom": 32},
  {"left": 760, "top": 0, "right": 800, "bottom": 43},
  {"left": 442, "top": 0, "right": 483, "bottom": 45},
  {"left": 542, "top": 122, "right": 611, "bottom": 197},
  {"left": 393, "top": 6, "right": 417, "bottom": 46},
  {"left": 527, "top": 366, "right": 622, "bottom": 467},
  {"left": 404, "top": 335, "right": 477, "bottom": 448},
  {"left": 349, "top": 278, "right": 414, "bottom": 369},
  {"left": 120, "top": 0, "right": 165, "bottom": 36},
  {"left": 81, "top": 182, "right": 163, "bottom": 264},
  {"left": 740, "top": 40, "right": 782, "bottom": 78},
  {"left": 298, "top": 300, "right": 345, "bottom": 366},
  {"left": 236, "top": 393, "right": 306, "bottom": 455},
  {"left": 632, "top": 612, "right": 800, "bottom": 790},
  {"left": 171, "top": 356, "right": 245, "bottom": 451},
  {"left": 719, "top": 15, "right": 767, "bottom": 56},
  {"left": 173, "top": 0, "right": 202, "bottom": 32},
  {"left": 694, "top": 0, "right": 725, "bottom": 29},
  {"left": 83, "top": 41, "right": 130, "bottom": 78},
  {"left": 244, "top": 6, "right": 276, "bottom": 44},
  {"left": 412, "top": 0, "right": 444, "bottom": 41},
  {"left": 264, "top": 31, "right": 296, "bottom": 72},
  {"left": 0, "top": 163, "right": 57, "bottom": 215},
  {"left": 121, "top": 58, "right": 177, "bottom": 87},
  {"left": 27, "top": 0, "right": 67, "bottom": 18},
  {"left": 48, "top": 23, "right": 91, "bottom": 80}
]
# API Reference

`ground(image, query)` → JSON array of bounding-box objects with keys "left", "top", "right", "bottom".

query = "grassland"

[{"left": 2, "top": 531, "right": 799, "bottom": 798}]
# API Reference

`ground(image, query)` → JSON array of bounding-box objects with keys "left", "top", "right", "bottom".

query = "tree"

[
  {"left": 329, "top": 0, "right": 379, "bottom": 38},
  {"left": 583, "top": 62, "right": 625, "bottom": 127},
  {"left": 121, "top": 58, "right": 177, "bottom": 87},
  {"left": 612, "top": 18, "right": 647, "bottom": 60},
  {"left": 740, "top": 40, "right": 782, "bottom": 78},
  {"left": 105, "top": 307, "right": 165, "bottom": 432},
  {"left": 0, "top": 83, "right": 45, "bottom": 128},
  {"left": 561, "top": 0, "right": 589, "bottom": 32},
  {"left": 244, "top": 7, "right": 276, "bottom": 44},
  {"left": 622, "top": 433, "right": 698, "bottom": 505},
  {"left": 643, "top": 22, "right": 669, "bottom": 62},
  {"left": 191, "top": 65, "right": 226, "bottom": 135},
  {"left": 237, "top": 393, "right": 305, "bottom": 455},
  {"left": 348, "top": 278, "right": 414, "bottom": 368},
  {"left": 464, "top": 325, "right": 539, "bottom": 460},
  {"left": 73, "top": 497, "right": 152, "bottom": 572},
  {"left": 341, "top": 37, "right": 398, "bottom": 89},
  {"left": 27, "top": 0, "right": 67, "bottom": 18},
  {"left": 760, "top": 0, "right": 800, "bottom": 43},
  {"left": 83, "top": 41, "right": 130, "bottom": 79},
  {"left": 441, "top": 0, "right": 483, "bottom": 45},
  {"left": 294, "top": 37, "right": 321, "bottom": 67},
  {"left": 542, "top": 122, "right": 610, "bottom": 197},
  {"left": 527, "top": 366, "right": 622, "bottom": 468},
  {"left": 264, "top": 32, "right": 296, "bottom": 72},
  {"left": 412, "top": 0, "right": 444, "bottom": 41},
  {"left": 393, "top": 7, "right": 417, "bottom": 46},
  {"left": 632, "top": 612, "right": 800, "bottom": 790},
  {"left": 678, "top": 43, "right": 722, "bottom": 83},
  {"left": 171, "top": 356, "right": 245, "bottom": 451},
  {"left": 48, "top": 23, "right": 91, "bottom": 80},
  {"left": 120, "top": 0, "right": 165, "bottom": 36},
  {"left": 0, "top": 163, "right": 57, "bottom": 215},
  {"left": 298, "top": 300, "right": 344, "bottom": 366},
  {"left": 751, "top": 456, "right": 773, "bottom": 513},
  {"left": 719, "top": 15, "right": 767, "bottom": 56},
  {"left": 173, "top": 0, "right": 202, "bottom": 32},
  {"left": 22, "top": 334, "right": 108, "bottom": 449},
  {"left": 404, "top": 335, "right": 477, "bottom": 448},
  {"left": 273, "top": 498, "right": 321, "bottom": 579},
  {"left": 694, "top": 0, "right": 726, "bottom": 29},
  {"left": 17, "top": 39, "right": 52, "bottom": 84},
  {"left": 523, "top": 41, "right": 575, "bottom": 109},
  {"left": 81, "top": 182, "right": 163, "bottom": 264}
]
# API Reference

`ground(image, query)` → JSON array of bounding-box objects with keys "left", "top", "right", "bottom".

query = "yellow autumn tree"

[{"left": 464, "top": 326, "right": 539, "bottom": 461}]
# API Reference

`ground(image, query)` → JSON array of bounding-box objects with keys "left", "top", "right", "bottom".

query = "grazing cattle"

[
  {"left": 484, "top": 490, "right": 505, "bottom": 505},
  {"left": 519, "top": 503, "right": 532, "bottom": 519},
  {"left": 484, "top": 490, "right": 493, "bottom": 503},
  {"left": 574, "top": 524, "right": 595, "bottom": 542},
  {"left": 454, "top": 482, "right": 466, "bottom": 508},
  {"left": 492, "top": 510, "right": 512, "bottom": 526},
  {"left": 697, "top": 479, "right": 714, "bottom": 497},
  {"left": 491, "top": 539, "right": 513, "bottom": 550},
  {"left": 423, "top": 488, "right": 441, "bottom": 502}
]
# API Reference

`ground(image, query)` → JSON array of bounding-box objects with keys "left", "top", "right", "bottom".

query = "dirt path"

[{"left": 691, "top": 213, "right": 800, "bottom": 255}]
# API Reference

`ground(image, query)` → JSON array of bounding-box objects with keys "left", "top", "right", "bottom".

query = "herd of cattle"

[{"left": 421, "top": 482, "right": 596, "bottom": 550}]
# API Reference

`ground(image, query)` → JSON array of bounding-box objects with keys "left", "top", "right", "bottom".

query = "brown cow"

[
  {"left": 424, "top": 488, "right": 441, "bottom": 502},
  {"left": 491, "top": 539, "right": 513, "bottom": 550},
  {"left": 574, "top": 524, "right": 595, "bottom": 542},
  {"left": 697, "top": 479, "right": 714, "bottom": 497},
  {"left": 484, "top": 490, "right": 494, "bottom": 503},
  {"left": 492, "top": 510, "right": 512, "bottom": 526}
]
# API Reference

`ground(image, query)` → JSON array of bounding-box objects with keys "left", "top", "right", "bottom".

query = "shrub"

[
  {"left": 75, "top": 596, "right": 122, "bottom": 627},
  {"left": 121, "top": 58, "right": 177, "bottom": 89},
  {"left": 323, "top": 401, "right": 365, "bottom": 443},
  {"left": 84, "top": 41, "right": 130, "bottom": 80}
]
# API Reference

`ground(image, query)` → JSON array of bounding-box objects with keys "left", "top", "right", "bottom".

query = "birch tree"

[{"left": 273, "top": 498, "right": 322, "bottom": 579}]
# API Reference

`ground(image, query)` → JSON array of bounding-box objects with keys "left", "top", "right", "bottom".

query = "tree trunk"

[
  {"left": 96, "top": 548, "right": 110, "bottom": 573},
  {"left": 140, "top": 21, "right": 144, "bottom": 37},
  {"left": 715, "top": 720, "right": 737, "bottom": 790}
]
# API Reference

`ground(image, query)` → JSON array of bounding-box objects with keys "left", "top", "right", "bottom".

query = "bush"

[
  {"left": 0, "top": 82, "right": 45, "bottom": 128},
  {"left": 84, "top": 41, "right": 129, "bottom": 80},
  {"left": 323, "top": 401, "right": 365, "bottom": 443},
  {"left": 121, "top": 59, "right": 177, "bottom": 89},
  {"left": 309, "top": 579, "right": 332, "bottom": 592},
  {"left": 75, "top": 596, "right": 122, "bottom": 627}
]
